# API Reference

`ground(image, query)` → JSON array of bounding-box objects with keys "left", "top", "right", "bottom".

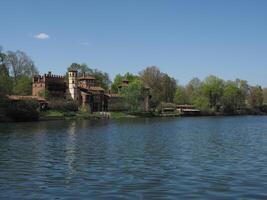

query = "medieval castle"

[{"left": 31, "top": 69, "right": 150, "bottom": 112}]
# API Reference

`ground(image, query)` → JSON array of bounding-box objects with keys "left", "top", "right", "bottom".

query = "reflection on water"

[{"left": 1, "top": 117, "right": 267, "bottom": 199}]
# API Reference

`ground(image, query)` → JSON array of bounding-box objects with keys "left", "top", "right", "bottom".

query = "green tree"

[
  {"left": 192, "top": 95, "right": 210, "bottom": 112},
  {"left": 68, "top": 63, "right": 110, "bottom": 90},
  {"left": 111, "top": 72, "right": 139, "bottom": 93},
  {"left": 174, "top": 85, "right": 189, "bottom": 104},
  {"left": 121, "top": 79, "right": 144, "bottom": 112},
  {"left": 185, "top": 77, "right": 202, "bottom": 103},
  {"left": 222, "top": 82, "right": 244, "bottom": 113},
  {"left": 202, "top": 75, "right": 225, "bottom": 111},
  {"left": 91, "top": 69, "right": 111, "bottom": 90},
  {"left": 111, "top": 74, "right": 124, "bottom": 92},
  {"left": 248, "top": 86, "right": 263, "bottom": 108},
  {"left": 13, "top": 75, "right": 32, "bottom": 95}
]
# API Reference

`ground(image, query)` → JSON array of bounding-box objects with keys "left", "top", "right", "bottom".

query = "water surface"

[{"left": 1, "top": 116, "right": 267, "bottom": 199}]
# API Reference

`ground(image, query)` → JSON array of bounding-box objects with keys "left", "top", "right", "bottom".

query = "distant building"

[
  {"left": 32, "top": 70, "right": 108, "bottom": 112},
  {"left": 32, "top": 70, "right": 151, "bottom": 113},
  {"left": 32, "top": 71, "right": 66, "bottom": 99}
]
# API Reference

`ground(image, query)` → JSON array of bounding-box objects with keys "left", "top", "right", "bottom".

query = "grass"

[
  {"left": 42, "top": 110, "right": 65, "bottom": 117},
  {"left": 110, "top": 112, "right": 136, "bottom": 119}
]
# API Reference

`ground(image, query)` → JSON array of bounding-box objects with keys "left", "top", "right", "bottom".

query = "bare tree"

[{"left": 6, "top": 50, "right": 38, "bottom": 82}]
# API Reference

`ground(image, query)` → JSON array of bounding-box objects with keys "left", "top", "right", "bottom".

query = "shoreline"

[{"left": 1, "top": 110, "right": 267, "bottom": 123}]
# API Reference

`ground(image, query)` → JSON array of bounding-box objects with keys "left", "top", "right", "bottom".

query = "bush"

[
  {"left": 48, "top": 99, "right": 79, "bottom": 112},
  {"left": 6, "top": 100, "right": 39, "bottom": 121}
]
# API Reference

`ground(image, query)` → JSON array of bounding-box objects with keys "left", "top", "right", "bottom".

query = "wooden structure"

[
  {"left": 7, "top": 95, "right": 48, "bottom": 111},
  {"left": 176, "top": 104, "right": 200, "bottom": 116}
]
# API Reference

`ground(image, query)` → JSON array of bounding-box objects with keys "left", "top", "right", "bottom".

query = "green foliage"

[
  {"left": 263, "top": 88, "right": 267, "bottom": 105},
  {"left": 48, "top": 100, "right": 79, "bottom": 112},
  {"left": 221, "top": 82, "right": 244, "bottom": 113},
  {"left": 0, "top": 48, "right": 12, "bottom": 95},
  {"left": 91, "top": 69, "right": 111, "bottom": 90},
  {"left": 192, "top": 95, "right": 210, "bottom": 113},
  {"left": 174, "top": 85, "right": 189, "bottom": 104},
  {"left": 121, "top": 79, "right": 145, "bottom": 112},
  {"left": 68, "top": 63, "right": 110, "bottom": 90},
  {"left": 202, "top": 75, "right": 225, "bottom": 111},
  {"left": 6, "top": 100, "right": 39, "bottom": 121},
  {"left": 12, "top": 76, "right": 32, "bottom": 95},
  {"left": 111, "top": 74, "right": 123, "bottom": 92},
  {"left": 111, "top": 72, "right": 139, "bottom": 93},
  {"left": 248, "top": 86, "right": 263, "bottom": 108},
  {"left": 38, "top": 89, "right": 51, "bottom": 99}
]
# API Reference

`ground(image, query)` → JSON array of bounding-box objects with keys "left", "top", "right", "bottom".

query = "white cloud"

[{"left": 34, "top": 33, "right": 50, "bottom": 40}]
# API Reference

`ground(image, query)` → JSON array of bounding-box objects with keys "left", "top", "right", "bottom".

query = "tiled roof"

[
  {"left": 7, "top": 95, "right": 46, "bottom": 101},
  {"left": 89, "top": 86, "right": 105, "bottom": 91}
]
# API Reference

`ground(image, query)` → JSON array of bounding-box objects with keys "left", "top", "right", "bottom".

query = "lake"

[{"left": 1, "top": 116, "right": 267, "bottom": 199}]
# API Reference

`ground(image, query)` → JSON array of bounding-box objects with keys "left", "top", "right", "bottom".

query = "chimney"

[{"left": 48, "top": 71, "right": 52, "bottom": 76}]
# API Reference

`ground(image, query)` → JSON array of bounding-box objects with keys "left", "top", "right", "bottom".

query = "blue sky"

[{"left": 1, "top": 0, "right": 267, "bottom": 86}]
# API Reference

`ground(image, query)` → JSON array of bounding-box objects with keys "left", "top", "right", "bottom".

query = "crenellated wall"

[{"left": 32, "top": 72, "right": 66, "bottom": 98}]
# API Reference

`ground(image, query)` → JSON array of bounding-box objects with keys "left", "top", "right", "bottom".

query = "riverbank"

[
  {"left": 39, "top": 111, "right": 140, "bottom": 121},
  {"left": 1, "top": 107, "right": 267, "bottom": 122}
]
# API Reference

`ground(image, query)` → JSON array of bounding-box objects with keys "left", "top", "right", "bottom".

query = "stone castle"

[{"left": 32, "top": 70, "right": 109, "bottom": 112}]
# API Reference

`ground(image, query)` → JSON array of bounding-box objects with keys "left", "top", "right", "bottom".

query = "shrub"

[
  {"left": 6, "top": 100, "right": 39, "bottom": 121},
  {"left": 48, "top": 99, "right": 79, "bottom": 112}
]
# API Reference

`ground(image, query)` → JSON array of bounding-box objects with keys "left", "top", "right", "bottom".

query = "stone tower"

[{"left": 68, "top": 69, "right": 78, "bottom": 101}]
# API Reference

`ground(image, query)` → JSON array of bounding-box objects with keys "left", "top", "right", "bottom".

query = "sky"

[{"left": 1, "top": 0, "right": 267, "bottom": 86}]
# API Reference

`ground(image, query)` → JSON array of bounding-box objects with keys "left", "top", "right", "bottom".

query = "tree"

[
  {"left": 68, "top": 63, "right": 93, "bottom": 76},
  {"left": 162, "top": 73, "right": 177, "bottom": 102},
  {"left": 111, "top": 72, "right": 140, "bottom": 93},
  {"left": 91, "top": 69, "right": 111, "bottom": 90},
  {"left": 0, "top": 48, "right": 12, "bottom": 95},
  {"left": 111, "top": 74, "right": 124, "bottom": 92},
  {"left": 192, "top": 95, "right": 210, "bottom": 112},
  {"left": 6, "top": 50, "right": 38, "bottom": 82},
  {"left": 222, "top": 82, "right": 244, "bottom": 113},
  {"left": 68, "top": 63, "right": 111, "bottom": 90},
  {"left": 12, "top": 75, "right": 32, "bottom": 95},
  {"left": 174, "top": 85, "right": 189, "bottom": 104},
  {"left": 139, "top": 66, "right": 163, "bottom": 106},
  {"left": 248, "top": 86, "right": 263, "bottom": 108},
  {"left": 121, "top": 79, "right": 145, "bottom": 112},
  {"left": 202, "top": 75, "right": 225, "bottom": 111},
  {"left": 139, "top": 66, "right": 177, "bottom": 106},
  {"left": 263, "top": 88, "right": 267, "bottom": 105}
]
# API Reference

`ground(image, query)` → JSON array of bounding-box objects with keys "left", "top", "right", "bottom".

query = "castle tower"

[{"left": 68, "top": 69, "right": 78, "bottom": 101}]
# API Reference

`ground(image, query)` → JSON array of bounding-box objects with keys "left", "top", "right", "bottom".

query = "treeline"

[
  {"left": 174, "top": 76, "right": 266, "bottom": 114},
  {"left": 110, "top": 66, "right": 267, "bottom": 114},
  {"left": 1, "top": 46, "right": 267, "bottom": 117}
]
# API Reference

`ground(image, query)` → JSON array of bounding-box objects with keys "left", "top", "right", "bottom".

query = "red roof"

[{"left": 7, "top": 95, "right": 46, "bottom": 102}]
